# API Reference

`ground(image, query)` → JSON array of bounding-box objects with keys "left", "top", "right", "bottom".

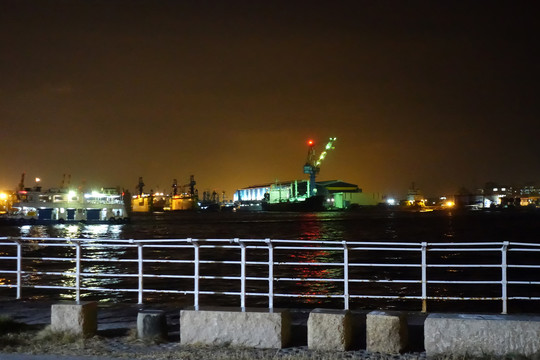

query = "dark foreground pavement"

[
  {"left": 0, "top": 298, "right": 427, "bottom": 359},
  {"left": 0, "top": 355, "right": 115, "bottom": 360}
]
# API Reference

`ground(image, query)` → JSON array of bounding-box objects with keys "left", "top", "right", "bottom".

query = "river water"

[
  {"left": 2, "top": 208, "right": 540, "bottom": 242},
  {"left": 1, "top": 209, "right": 540, "bottom": 312}
]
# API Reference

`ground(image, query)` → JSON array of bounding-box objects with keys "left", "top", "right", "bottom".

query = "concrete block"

[
  {"left": 180, "top": 307, "right": 291, "bottom": 349},
  {"left": 425, "top": 313, "right": 540, "bottom": 357},
  {"left": 50, "top": 301, "right": 97, "bottom": 337},
  {"left": 137, "top": 310, "right": 167, "bottom": 340},
  {"left": 366, "top": 311, "right": 408, "bottom": 354},
  {"left": 308, "top": 308, "right": 352, "bottom": 351}
]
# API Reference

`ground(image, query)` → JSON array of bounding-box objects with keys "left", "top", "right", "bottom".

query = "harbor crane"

[
  {"left": 136, "top": 177, "right": 145, "bottom": 196},
  {"left": 303, "top": 137, "right": 337, "bottom": 197},
  {"left": 18, "top": 172, "right": 25, "bottom": 191},
  {"left": 173, "top": 175, "right": 197, "bottom": 197}
]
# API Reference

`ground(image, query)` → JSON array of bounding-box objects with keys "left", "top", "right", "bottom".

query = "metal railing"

[{"left": 1, "top": 237, "right": 540, "bottom": 313}]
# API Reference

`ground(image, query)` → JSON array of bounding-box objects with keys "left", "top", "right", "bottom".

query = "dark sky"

[{"left": 1, "top": 1, "right": 538, "bottom": 198}]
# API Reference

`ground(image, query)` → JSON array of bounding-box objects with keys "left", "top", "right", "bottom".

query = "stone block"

[
  {"left": 137, "top": 310, "right": 167, "bottom": 340},
  {"left": 366, "top": 310, "right": 408, "bottom": 354},
  {"left": 308, "top": 308, "right": 352, "bottom": 351},
  {"left": 180, "top": 307, "right": 291, "bottom": 349},
  {"left": 425, "top": 313, "right": 540, "bottom": 358},
  {"left": 50, "top": 301, "right": 97, "bottom": 337}
]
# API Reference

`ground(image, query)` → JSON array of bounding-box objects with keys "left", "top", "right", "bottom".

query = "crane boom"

[
  {"left": 315, "top": 137, "right": 337, "bottom": 167},
  {"left": 303, "top": 137, "right": 337, "bottom": 197}
]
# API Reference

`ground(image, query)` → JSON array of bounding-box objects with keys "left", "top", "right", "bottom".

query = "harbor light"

[{"left": 68, "top": 190, "right": 77, "bottom": 201}]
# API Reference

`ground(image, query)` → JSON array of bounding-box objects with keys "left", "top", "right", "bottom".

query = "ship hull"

[{"left": 261, "top": 195, "right": 326, "bottom": 212}]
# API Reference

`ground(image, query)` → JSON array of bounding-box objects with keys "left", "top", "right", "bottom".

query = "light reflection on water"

[
  {"left": 6, "top": 210, "right": 540, "bottom": 243},
  {"left": 2, "top": 210, "right": 540, "bottom": 308},
  {"left": 6, "top": 223, "right": 128, "bottom": 302},
  {"left": 15, "top": 224, "right": 125, "bottom": 239}
]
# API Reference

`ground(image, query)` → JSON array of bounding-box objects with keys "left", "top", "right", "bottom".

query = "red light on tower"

[{"left": 307, "top": 139, "right": 314, "bottom": 146}]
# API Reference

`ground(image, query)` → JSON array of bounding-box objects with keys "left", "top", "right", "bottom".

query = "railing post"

[
  {"left": 15, "top": 238, "right": 22, "bottom": 300},
  {"left": 501, "top": 241, "right": 509, "bottom": 314},
  {"left": 137, "top": 241, "right": 144, "bottom": 305},
  {"left": 189, "top": 238, "right": 200, "bottom": 310},
  {"left": 75, "top": 240, "right": 81, "bottom": 304},
  {"left": 342, "top": 241, "right": 349, "bottom": 310},
  {"left": 265, "top": 238, "right": 274, "bottom": 310},
  {"left": 421, "top": 242, "right": 427, "bottom": 313},
  {"left": 237, "top": 238, "right": 246, "bottom": 311}
]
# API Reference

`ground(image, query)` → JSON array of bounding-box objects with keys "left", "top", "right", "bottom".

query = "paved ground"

[
  {"left": 0, "top": 298, "right": 427, "bottom": 359},
  {"left": 0, "top": 355, "right": 115, "bottom": 360}
]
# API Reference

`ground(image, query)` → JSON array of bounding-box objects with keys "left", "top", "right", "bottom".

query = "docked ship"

[
  {"left": 261, "top": 194, "right": 326, "bottom": 212},
  {"left": 2, "top": 187, "right": 129, "bottom": 224},
  {"left": 236, "top": 180, "right": 327, "bottom": 212}
]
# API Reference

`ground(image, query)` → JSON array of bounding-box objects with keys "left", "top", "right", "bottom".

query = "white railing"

[{"left": 1, "top": 237, "right": 540, "bottom": 313}]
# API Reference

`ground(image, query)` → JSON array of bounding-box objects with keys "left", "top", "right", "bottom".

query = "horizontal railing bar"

[
  {"left": 507, "top": 242, "right": 540, "bottom": 247},
  {"left": 349, "top": 247, "right": 421, "bottom": 252},
  {"left": 273, "top": 293, "right": 347, "bottom": 299},
  {"left": 509, "top": 297, "right": 540, "bottom": 300},
  {"left": 272, "top": 246, "right": 346, "bottom": 251},
  {"left": 142, "top": 274, "right": 193, "bottom": 279},
  {"left": 426, "top": 296, "right": 502, "bottom": 300},
  {"left": 427, "top": 248, "right": 501, "bottom": 252},
  {"left": 428, "top": 264, "right": 501, "bottom": 268},
  {"left": 24, "top": 257, "right": 77, "bottom": 262},
  {"left": 276, "top": 262, "right": 345, "bottom": 267},
  {"left": 349, "top": 279, "right": 420, "bottom": 283},
  {"left": 508, "top": 265, "right": 540, "bottom": 268},
  {"left": 427, "top": 280, "right": 501, "bottom": 284},
  {"left": 348, "top": 263, "right": 421, "bottom": 268},
  {"left": 348, "top": 295, "right": 423, "bottom": 299},
  {"left": 6, "top": 237, "right": 539, "bottom": 246},
  {"left": 132, "top": 289, "right": 193, "bottom": 294},
  {"left": 21, "top": 271, "right": 138, "bottom": 278},
  {"left": 275, "top": 277, "right": 344, "bottom": 282},
  {"left": 432, "top": 242, "right": 505, "bottom": 246},
  {"left": 75, "top": 287, "right": 139, "bottom": 293}
]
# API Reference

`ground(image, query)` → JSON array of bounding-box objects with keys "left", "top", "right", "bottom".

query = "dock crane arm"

[
  {"left": 315, "top": 137, "right": 337, "bottom": 167},
  {"left": 303, "top": 137, "right": 337, "bottom": 197}
]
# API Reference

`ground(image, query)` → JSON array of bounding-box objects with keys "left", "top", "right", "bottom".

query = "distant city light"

[
  {"left": 386, "top": 198, "right": 396, "bottom": 205},
  {"left": 35, "top": 177, "right": 41, "bottom": 183}
]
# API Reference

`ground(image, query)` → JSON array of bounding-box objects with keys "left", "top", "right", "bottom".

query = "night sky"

[{"left": 1, "top": 1, "right": 538, "bottom": 199}]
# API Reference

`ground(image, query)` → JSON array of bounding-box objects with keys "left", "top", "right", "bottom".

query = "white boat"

[{"left": 8, "top": 187, "right": 129, "bottom": 224}]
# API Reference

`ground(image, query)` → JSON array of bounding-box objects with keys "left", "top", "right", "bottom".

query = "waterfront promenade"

[{"left": 0, "top": 298, "right": 427, "bottom": 360}]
